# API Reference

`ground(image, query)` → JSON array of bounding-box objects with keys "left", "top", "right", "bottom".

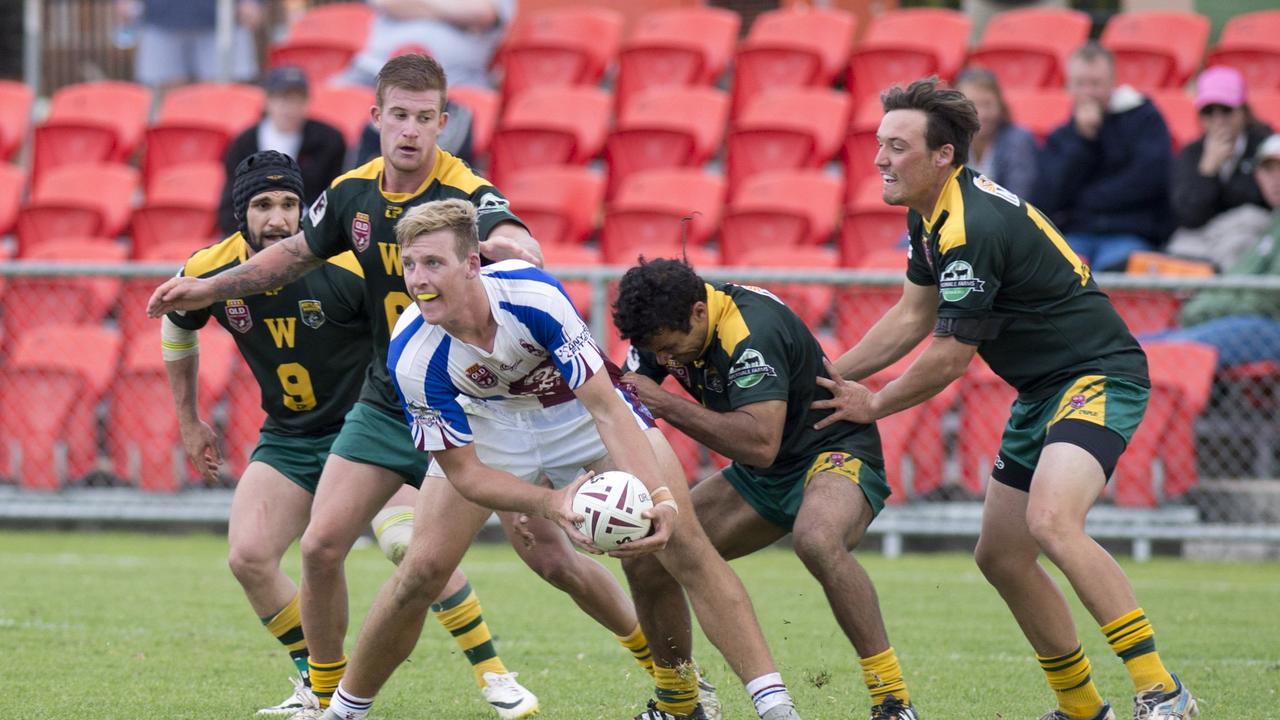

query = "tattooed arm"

[{"left": 147, "top": 233, "right": 325, "bottom": 317}]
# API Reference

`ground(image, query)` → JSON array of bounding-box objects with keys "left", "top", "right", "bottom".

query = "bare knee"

[
  {"left": 1025, "top": 505, "right": 1086, "bottom": 557},
  {"left": 523, "top": 549, "right": 583, "bottom": 592},
  {"left": 393, "top": 554, "right": 453, "bottom": 610},
  {"left": 299, "top": 527, "right": 351, "bottom": 576},
  {"left": 228, "top": 544, "right": 278, "bottom": 587},
  {"left": 622, "top": 553, "right": 673, "bottom": 589},
  {"left": 975, "top": 533, "right": 1037, "bottom": 585},
  {"left": 792, "top": 526, "right": 846, "bottom": 576}
]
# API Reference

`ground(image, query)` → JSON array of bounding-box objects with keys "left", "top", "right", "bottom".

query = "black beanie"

[{"left": 232, "top": 150, "right": 305, "bottom": 248}]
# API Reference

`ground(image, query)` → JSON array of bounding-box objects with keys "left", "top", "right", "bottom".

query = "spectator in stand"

[
  {"left": 1166, "top": 65, "right": 1275, "bottom": 270},
  {"left": 1147, "top": 135, "right": 1280, "bottom": 370},
  {"left": 118, "top": 0, "right": 263, "bottom": 91},
  {"left": 955, "top": 67, "right": 1040, "bottom": 198},
  {"left": 1031, "top": 42, "right": 1173, "bottom": 272},
  {"left": 218, "top": 66, "right": 347, "bottom": 236}
]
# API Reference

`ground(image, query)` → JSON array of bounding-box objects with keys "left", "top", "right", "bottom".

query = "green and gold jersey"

[
  {"left": 301, "top": 151, "right": 525, "bottom": 417},
  {"left": 168, "top": 233, "right": 370, "bottom": 436},
  {"left": 629, "top": 283, "right": 882, "bottom": 478},
  {"left": 905, "top": 166, "right": 1149, "bottom": 400}
]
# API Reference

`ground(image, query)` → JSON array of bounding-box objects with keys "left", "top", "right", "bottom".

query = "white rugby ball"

[{"left": 571, "top": 471, "right": 653, "bottom": 548}]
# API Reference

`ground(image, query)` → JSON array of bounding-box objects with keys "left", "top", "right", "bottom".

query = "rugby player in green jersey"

[
  {"left": 615, "top": 260, "right": 918, "bottom": 720},
  {"left": 163, "top": 151, "right": 521, "bottom": 716},
  {"left": 149, "top": 56, "right": 676, "bottom": 719},
  {"left": 817, "top": 78, "right": 1196, "bottom": 720}
]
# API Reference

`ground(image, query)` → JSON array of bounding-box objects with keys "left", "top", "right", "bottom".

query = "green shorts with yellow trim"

[
  {"left": 328, "top": 401, "right": 432, "bottom": 488},
  {"left": 249, "top": 429, "right": 338, "bottom": 494},
  {"left": 992, "top": 374, "right": 1149, "bottom": 492},
  {"left": 721, "top": 451, "right": 890, "bottom": 531}
]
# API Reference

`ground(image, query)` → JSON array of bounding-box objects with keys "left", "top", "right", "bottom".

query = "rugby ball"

[{"left": 571, "top": 471, "right": 653, "bottom": 548}]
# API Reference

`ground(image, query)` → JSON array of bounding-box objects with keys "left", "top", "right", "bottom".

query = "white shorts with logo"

[{"left": 426, "top": 389, "right": 654, "bottom": 489}]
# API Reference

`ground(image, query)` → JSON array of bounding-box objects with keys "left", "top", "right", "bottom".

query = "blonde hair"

[{"left": 394, "top": 199, "right": 479, "bottom": 259}]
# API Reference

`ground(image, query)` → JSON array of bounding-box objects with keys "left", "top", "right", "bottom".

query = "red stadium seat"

[
  {"left": 109, "top": 331, "right": 237, "bottom": 491},
  {"left": 734, "top": 246, "right": 837, "bottom": 328},
  {"left": 846, "top": 9, "right": 970, "bottom": 106},
  {"left": 726, "top": 87, "right": 851, "bottom": 192},
  {"left": 0, "top": 80, "right": 33, "bottom": 161},
  {"left": 267, "top": 40, "right": 358, "bottom": 86},
  {"left": 1101, "top": 10, "right": 1210, "bottom": 92},
  {"left": 605, "top": 85, "right": 729, "bottom": 198},
  {"left": 495, "top": 7, "right": 623, "bottom": 102},
  {"left": 118, "top": 240, "right": 211, "bottom": 345},
  {"left": 223, "top": 353, "right": 267, "bottom": 479},
  {"left": 731, "top": 7, "right": 856, "bottom": 117},
  {"left": 32, "top": 81, "right": 151, "bottom": 182},
  {"left": 1149, "top": 89, "right": 1198, "bottom": 153},
  {"left": 966, "top": 8, "right": 1092, "bottom": 89},
  {"left": 306, "top": 83, "right": 374, "bottom": 148},
  {"left": 449, "top": 85, "right": 500, "bottom": 158},
  {"left": 21, "top": 240, "right": 128, "bottom": 324},
  {"left": 1112, "top": 342, "right": 1216, "bottom": 506},
  {"left": 144, "top": 83, "right": 265, "bottom": 181},
  {"left": 601, "top": 169, "right": 725, "bottom": 264},
  {"left": 542, "top": 243, "right": 601, "bottom": 320},
  {"left": 1207, "top": 10, "right": 1280, "bottom": 91},
  {"left": 1004, "top": 88, "right": 1073, "bottom": 144},
  {"left": 8, "top": 324, "right": 122, "bottom": 485},
  {"left": 0, "top": 163, "right": 22, "bottom": 236},
  {"left": 266, "top": 3, "right": 374, "bottom": 85},
  {"left": 953, "top": 359, "right": 1017, "bottom": 496},
  {"left": 840, "top": 100, "right": 885, "bottom": 200},
  {"left": 488, "top": 86, "right": 611, "bottom": 188},
  {"left": 1106, "top": 288, "right": 1181, "bottom": 335},
  {"left": 839, "top": 179, "right": 908, "bottom": 267},
  {"left": 615, "top": 6, "right": 740, "bottom": 114},
  {"left": 132, "top": 162, "right": 224, "bottom": 258},
  {"left": 16, "top": 163, "right": 139, "bottom": 255},
  {"left": 1251, "top": 90, "right": 1280, "bottom": 129},
  {"left": 721, "top": 170, "right": 842, "bottom": 260},
  {"left": 504, "top": 165, "right": 604, "bottom": 247},
  {"left": 0, "top": 368, "right": 85, "bottom": 490}
]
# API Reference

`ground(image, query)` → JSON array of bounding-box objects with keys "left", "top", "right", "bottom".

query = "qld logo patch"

[
  {"left": 224, "top": 299, "right": 252, "bottom": 333},
  {"left": 939, "top": 260, "right": 986, "bottom": 302},
  {"left": 1070, "top": 393, "right": 1087, "bottom": 409},
  {"left": 298, "top": 299, "right": 325, "bottom": 329},
  {"left": 465, "top": 363, "right": 498, "bottom": 388},
  {"left": 352, "top": 212, "right": 372, "bottom": 252}
]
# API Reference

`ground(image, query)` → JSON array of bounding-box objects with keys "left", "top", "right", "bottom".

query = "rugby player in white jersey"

[{"left": 318, "top": 199, "right": 804, "bottom": 720}]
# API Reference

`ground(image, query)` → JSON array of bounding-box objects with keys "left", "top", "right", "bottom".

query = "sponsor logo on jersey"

[
  {"left": 406, "top": 400, "right": 441, "bottom": 429},
  {"left": 518, "top": 338, "right": 546, "bottom": 357},
  {"left": 385, "top": 205, "right": 403, "bottom": 219},
  {"left": 728, "top": 348, "right": 776, "bottom": 388},
  {"left": 224, "top": 299, "right": 252, "bottom": 333},
  {"left": 352, "top": 212, "right": 372, "bottom": 252},
  {"left": 510, "top": 360, "right": 572, "bottom": 402},
  {"left": 554, "top": 329, "right": 593, "bottom": 363},
  {"left": 939, "top": 260, "right": 986, "bottom": 302},
  {"left": 465, "top": 363, "right": 498, "bottom": 388},
  {"left": 475, "top": 192, "right": 510, "bottom": 216},
  {"left": 308, "top": 191, "right": 327, "bottom": 225},
  {"left": 973, "top": 174, "right": 1021, "bottom": 207},
  {"left": 298, "top": 299, "right": 325, "bottom": 329}
]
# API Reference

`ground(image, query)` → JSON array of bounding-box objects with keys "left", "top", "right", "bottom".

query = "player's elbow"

[{"left": 744, "top": 434, "right": 783, "bottom": 468}]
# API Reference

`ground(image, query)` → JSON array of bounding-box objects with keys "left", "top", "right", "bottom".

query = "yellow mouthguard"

[{"left": 416, "top": 292, "right": 439, "bottom": 301}]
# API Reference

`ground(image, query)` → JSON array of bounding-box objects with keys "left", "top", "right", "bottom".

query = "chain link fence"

[{"left": 1, "top": 261, "right": 1277, "bottom": 550}]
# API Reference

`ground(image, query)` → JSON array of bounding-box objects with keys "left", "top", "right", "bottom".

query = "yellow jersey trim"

[
  {"left": 331, "top": 150, "right": 488, "bottom": 203},
  {"left": 184, "top": 233, "right": 247, "bottom": 277},
  {"left": 922, "top": 166, "right": 968, "bottom": 255},
  {"left": 325, "top": 250, "right": 365, "bottom": 279},
  {"left": 700, "top": 284, "right": 751, "bottom": 359}
]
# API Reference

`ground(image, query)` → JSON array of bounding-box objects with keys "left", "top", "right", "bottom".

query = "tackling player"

[
  {"left": 818, "top": 77, "right": 1196, "bottom": 720},
  {"left": 614, "top": 259, "right": 919, "bottom": 720},
  {"left": 316, "top": 199, "right": 803, "bottom": 720}
]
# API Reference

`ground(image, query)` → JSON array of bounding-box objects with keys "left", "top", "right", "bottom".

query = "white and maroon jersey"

[{"left": 388, "top": 260, "right": 609, "bottom": 451}]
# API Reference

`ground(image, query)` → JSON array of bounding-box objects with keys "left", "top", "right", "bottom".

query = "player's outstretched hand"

[
  {"left": 812, "top": 358, "right": 879, "bottom": 428},
  {"left": 178, "top": 418, "right": 222, "bottom": 484},
  {"left": 147, "top": 276, "right": 216, "bottom": 318},
  {"left": 608, "top": 502, "right": 675, "bottom": 559},
  {"left": 546, "top": 471, "right": 602, "bottom": 554}
]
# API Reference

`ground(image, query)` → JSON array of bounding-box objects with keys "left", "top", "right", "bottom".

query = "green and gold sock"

[
  {"left": 1102, "top": 608, "right": 1175, "bottom": 693},
  {"left": 261, "top": 592, "right": 309, "bottom": 685},
  {"left": 1038, "top": 645, "right": 1106, "bottom": 720},
  {"left": 860, "top": 646, "right": 910, "bottom": 706},
  {"left": 432, "top": 582, "right": 507, "bottom": 686},
  {"left": 307, "top": 655, "right": 347, "bottom": 709},
  {"left": 617, "top": 624, "right": 655, "bottom": 677},
  {"left": 654, "top": 664, "right": 699, "bottom": 716}
]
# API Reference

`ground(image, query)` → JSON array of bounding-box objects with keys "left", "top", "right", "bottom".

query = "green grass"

[{"left": 1, "top": 531, "right": 1276, "bottom": 719}]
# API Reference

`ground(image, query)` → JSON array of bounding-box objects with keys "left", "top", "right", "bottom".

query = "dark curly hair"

[
  {"left": 612, "top": 257, "right": 707, "bottom": 347},
  {"left": 881, "top": 76, "right": 980, "bottom": 169}
]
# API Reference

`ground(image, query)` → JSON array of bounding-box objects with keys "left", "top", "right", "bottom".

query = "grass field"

[{"left": 1, "top": 531, "right": 1276, "bottom": 719}]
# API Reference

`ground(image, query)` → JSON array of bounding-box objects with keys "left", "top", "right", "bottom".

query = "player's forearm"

[
  {"left": 835, "top": 306, "right": 932, "bottom": 381},
  {"left": 488, "top": 221, "right": 544, "bottom": 267},
  {"left": 164, "top": 355, "right": 202, "bottom": 426},
  {"left": 869, "top": 342, "right": 970, "bottom": 419},
  {"left": 208, "top": 234, "right": 323, "bottom": 300},
  {"left": 653, "top": 394, "right": 778, "bottom": 467},
  {"left": 594, "top": 407, "right": 667, "bottom": 493},
  {"left": 449, "top": 463, "right": 551, "bottom": 515}
]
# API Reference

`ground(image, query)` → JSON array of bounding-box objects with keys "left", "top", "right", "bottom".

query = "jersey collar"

[
  {"left": 378, "top": 148, "right": 441, "bottom": 203},
  {"left": 921, "top": 166, "right": 966, "bottom": 233}
]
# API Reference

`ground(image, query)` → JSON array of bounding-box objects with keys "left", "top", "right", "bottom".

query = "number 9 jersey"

[{"left": 301, "top": 151, "right": 526, "bottom": 419}]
